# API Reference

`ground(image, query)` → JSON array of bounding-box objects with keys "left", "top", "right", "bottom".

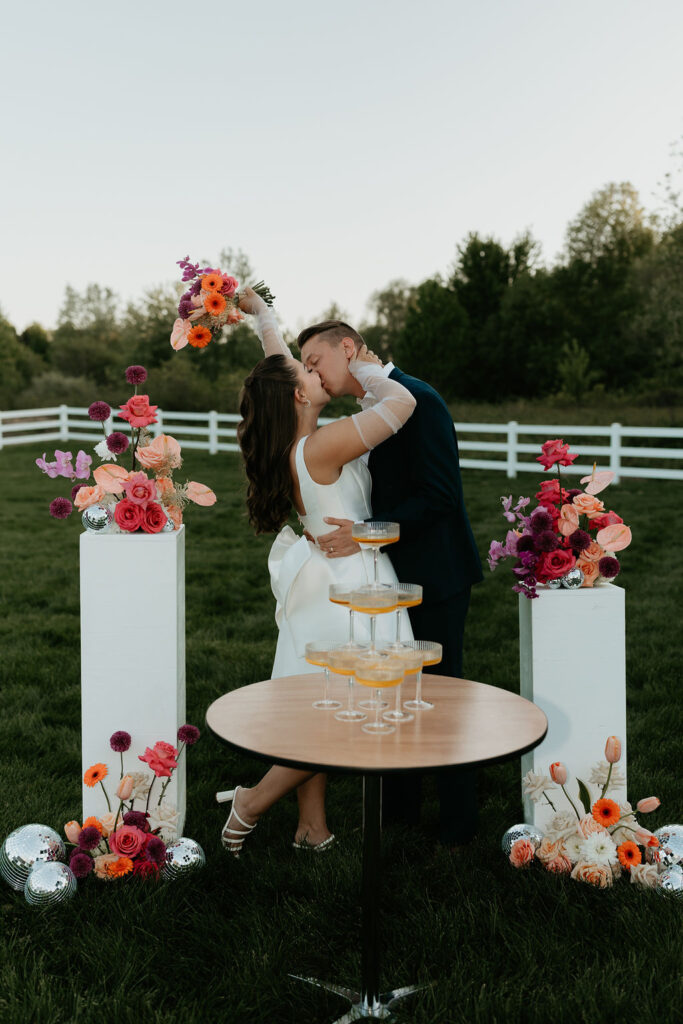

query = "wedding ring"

[{"left": 330, "top": 546, "right": 334, "bottom": 553}]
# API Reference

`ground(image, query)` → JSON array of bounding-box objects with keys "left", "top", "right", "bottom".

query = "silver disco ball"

[
  {"left": 560, "top": 567, "right": 584, "bottom": 589},
  {"left": 657, "top": 865, "right": 683, "bottom": 896},
  {"left": 82, "top": 504, "right": 113, "bottom": 532},
  {"left": 24, "top": 862, "right": 77, "bottom": 908},
  {"left": 161, "top": 511, "right": 175, "bottom": 532},
  {"left": 161, "top": 837, "right": 206, "bottom": 880},
  {"left": 546, "top": 578, "right": 562, "bottom": 590},
  {"left": 0, "top": 824, "right": 65, "bottom": 891},
  {"left": 501, "top": 823, "right": 543, "bottom": 857},
  {"left": 646, "top": 825, "right": 683, "bottom": 870}
]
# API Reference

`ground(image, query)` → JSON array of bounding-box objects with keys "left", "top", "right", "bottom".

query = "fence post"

[
  {"left": 0, "top": 412, "right": 3, "bottom": 452},
  {"left": 610, "top": 422, "right": 621, "bottom": 485},
  {"left": 209, "top": 411, "right": 218, "bottom": 455},
  {"left": 154, "top": 410, "right": 164, "bottom": 438},
  {"left": 59, "top": 404, "right": 69, "bottom": 442},
  {"left": 507, "top": 420, "right": 518, "bottom": 478}
]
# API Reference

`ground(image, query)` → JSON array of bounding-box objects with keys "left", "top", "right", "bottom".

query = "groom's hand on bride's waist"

[{"left": 315, "top": 518, "right": 361, "bottom": 558}]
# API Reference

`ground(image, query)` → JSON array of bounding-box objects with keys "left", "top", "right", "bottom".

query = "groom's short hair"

[{"left": 297, "top": 320, "right": 364, "bottom": 351}]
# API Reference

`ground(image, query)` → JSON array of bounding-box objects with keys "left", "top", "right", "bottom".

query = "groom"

[{"left": 298, "top": 320, "right": 484, "bottom": 846}]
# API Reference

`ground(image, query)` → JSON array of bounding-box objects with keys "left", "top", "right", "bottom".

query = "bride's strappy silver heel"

[{"left": 216, "top": 786, "right": 257, "bottom": 858}]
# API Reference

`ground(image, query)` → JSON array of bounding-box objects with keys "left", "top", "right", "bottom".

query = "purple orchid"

[
  {"left": 36, "top": 453, "right": 60, "bottom": 478},
  {"left": 75, "top": 450, "right": 92, "bottom": 479},
  {"left": 501, "top": 494, "right": 531, "bottom": 524}
]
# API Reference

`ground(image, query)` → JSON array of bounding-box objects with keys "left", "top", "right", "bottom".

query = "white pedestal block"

[
  {"left": 80, "top": 526, "right": 186, "bottom": 834},
  {"left": 519, "top": 583, "right": 626, "bottom": 831}
]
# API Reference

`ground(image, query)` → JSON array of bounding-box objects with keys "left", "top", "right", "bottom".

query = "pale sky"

[{"left": 2, "top": 0, "right": 682, "bottom": 335}]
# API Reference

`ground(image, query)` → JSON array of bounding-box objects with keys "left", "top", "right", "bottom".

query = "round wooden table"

[{"left": 206, "top": 673, "right": 547, "bottom": 1022}]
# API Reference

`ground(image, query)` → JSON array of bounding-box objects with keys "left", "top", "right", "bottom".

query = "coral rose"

[
  {"left": 138, "top": 740, "right": 178, "bottom": 778},
  {"left": 74, "top": 484, "right": 106, "bottom": 511},
  {"left": 136, "top": 434, "right": 182, "bottom": 472},
  {"left": 98, "top": 811, "right": 117, "bottom": 838},
  {"left": 118, "top": 395, "right": 158, "bottom": 429},
  {"left": 571, "top": 861, "right": 613, "bottom": 888},
  {"left": 537, "top": 548, "right": 576, "bottom": 582},
  {"left": 545, "top": 852, "right": 573, "bottom": 874},
  {"left": 141, "top": 502, "right": 167, "bottom": 534},
  {"left": 114, "top": 498, "right": 144, "bottom": 532},
  {"left": 536, "top": 837, "right": 566, "bottom": 864},
  {"left": 577, "top": 814, "right": 605, "bottom": 838},
  {"left": 536, "top": 439, "right": 578, "bottom": 471},
  {"left": 590, "top": 511, "right": 623, "bottom": 532},
  {"left": 571, "top": 493, "right": 605, "bottom": 518},
  {"left": 93, "top": 853, "right": 120, "bottom": 880},
  {"left": 535, "top": 479, "right": 568, "bottom": 507},
  {"left": 577, "top": 557, "right": 599, "bottom": 587},
  {"left": 580, "top": 540, "right": 605, "bottom": 563},
  {"left": 509, "top": 838, "right": 536, "bottom": 868},
  {"left": 221, "top": 274, "right": 239, "bottom": 296},
  {"left": 124, "top": 471, "right": 156, "bottom": 507},
  {"left": 109, "top": 825, "right": 146, "bottom": 858}
]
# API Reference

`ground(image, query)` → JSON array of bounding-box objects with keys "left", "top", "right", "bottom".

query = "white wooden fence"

[{"left": 1, "top": 405, "right": 682, "bottom": 482}]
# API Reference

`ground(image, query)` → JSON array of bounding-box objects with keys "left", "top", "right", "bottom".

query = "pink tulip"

[
  {"left": 549, "top": 761, "right": 567, "bottom": 785},
  {"left": 605, "top": 736, "right": 621, "bottom": 763},
  {"left": 636, "top": 797, "right": 660, "bottom": 814},
  {"left": 116, "top": 775, "right": 134, "bottom": 801},
  {"left": 634, "top": 825, "right": 658, "bottom": 847},
  {"left": 64, "top": 820, "right": 82, "bottom": 844}
]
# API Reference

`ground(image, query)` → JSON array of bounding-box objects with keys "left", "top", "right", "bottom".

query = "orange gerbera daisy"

[
  {"left": 592, "top": 797, "right": 620, "bottom": 828},
  {"left": 188, "top": 325, "right": 212, "bottom": 348},
  {"left": 83, "top": 816, "right": 104, "bottom": 834},
  {"left": 109, "top": 856, "right": 134, "bottom": 878},
  {"left": 201, "top": 273, "right": 222, "bottom": 292},
  {"left": 84, "top": 763, "right": 108, "bottom": 788},
  {"left": 204, "top": 292, "right": 227, "bottom": 316},
  {"left": 617, "top": 841, "right": 642, "bottom": 870}
]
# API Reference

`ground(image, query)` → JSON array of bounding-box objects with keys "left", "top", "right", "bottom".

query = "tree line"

[{"left": 1, "top": 179, "right": 682, "bottom": 414}]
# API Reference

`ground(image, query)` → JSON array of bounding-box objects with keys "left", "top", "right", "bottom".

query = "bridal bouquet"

[
  {"left": 36, "top": 365, "right": 216, "bottom": 532},
  {"left": 488, "top": 439, "right": 632, "bottom": 598},
  {"left": 507, "top": 736, "right": 671, "bottom": 891},
  {"left": 65, "top": 725, "right": 200, "bottom": 882},
  {"left": 170, "top": 255, "right": 274, "bottom": 351}
]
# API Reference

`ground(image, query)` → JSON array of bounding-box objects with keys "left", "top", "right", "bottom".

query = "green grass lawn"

[{"left": 0, "top": 445, "right": 681, "bottom": 1024}]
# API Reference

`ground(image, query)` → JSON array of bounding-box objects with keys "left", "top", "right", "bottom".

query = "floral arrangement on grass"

[
  {"left": 511, "top": 736, "right": 665, "bottom": 890},
  {"left": 488, "top": 439, "right": 632, "bottom": 598},
  {"left": 66, "top": 725, "right": 200, "bottom": 882},
  {"left": 36, "top": 365, "right": 216, "bottom": 531},
  {"left": 170, "top": 255, "right": 274, "bottom": 351}
]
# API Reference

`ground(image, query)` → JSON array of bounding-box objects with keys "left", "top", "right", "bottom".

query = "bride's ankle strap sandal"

[
  {"left": 292, "top": 834, "right": 336, "bottom": 852},
  {"left": 217, "top": 786, "right": 257, "bottom": 858}
]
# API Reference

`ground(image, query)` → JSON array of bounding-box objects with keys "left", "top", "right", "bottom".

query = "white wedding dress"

[{"left": 269, "top": 436, "right": 412, "bottom": 677}]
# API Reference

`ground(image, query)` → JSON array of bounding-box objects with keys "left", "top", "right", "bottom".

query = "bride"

[{"left": 217, "top": 288, "right": 416, "bottom": 856}]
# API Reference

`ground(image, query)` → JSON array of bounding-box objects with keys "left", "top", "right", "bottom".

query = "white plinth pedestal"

[
  {"left": 519, "top": 583, "right": 626, "bottom": 831},
  {"left": 80, "top": 526, "right": 186, "bottom": 834}
]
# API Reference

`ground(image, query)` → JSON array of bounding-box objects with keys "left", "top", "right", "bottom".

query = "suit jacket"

[{"left": 367, "top": 366, "right": 483, "bottom": 604}]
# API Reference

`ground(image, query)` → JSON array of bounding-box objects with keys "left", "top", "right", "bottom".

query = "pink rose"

[
  {"left": 108, "top": 825, "right": 146, "bottom": 858},
  {"left": 580, "top": 540, "right": 605, "bottom": 563},
  {"left": 577, "top": 814, "right": 605, "bottom": 838},
  {"left": 74, "top": 484, "right": 106, "bottom": 511},
  {"left": 114, "top": 499, "right": 145, "bottom": 532},
  {"left": 118, "top": 395, "right": 158, "bottom": 429},
  {"left": 509, "top": 838, "right": 536, "bottom": 868},
  {"left": 545, "top": 853, "right": 573, "bottom": 874},
  {"left": 138, "top": 740, "right": 178, "bottom": 778},
  {"left": 576, "top": 556, "right": 599, "bottom": 587},
  {"left": 537, "top": 547, "right": 576, "bottom": 582},
  {"left": 570, "top": 861, "right": 613, "bottom": 888},
  {"left": 590, "top": 511, "right": 623, "bottom": 532},
  {"left": 141, "top": 502, "right": 167, "bottom": 534},
  {"left": 124, "top": 471, "right": 156, "bottom": 507},
  {"left": 136, "top": 434, "right": 182, "bottom": 471},
  {"left": 221, "top": 275, "right": 239, "bottom": 296},
  {"left": 536, "top": 439, "right": 578, "bottom": 471}
]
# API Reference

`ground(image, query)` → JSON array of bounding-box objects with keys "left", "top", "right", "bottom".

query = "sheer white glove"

[{"left": 348, "top": 361, "right": 416, "bottom": 449}]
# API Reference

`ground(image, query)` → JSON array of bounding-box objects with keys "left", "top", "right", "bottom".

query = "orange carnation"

[
  {"left": 592, "top": 798, "right": 620, "bottom": 828},
  {"left": 188, "top": 325, "right": 212, "bottom": 348},
  {"left": 84, "top": 763, "right": 108, "bottom": 788},
  {"left": 617, "top": 841, "right": 641, "bottom": 870},
  {"left": 204, "top": 292, "right": 227, "bottom": 316},
  {"left": 109, "top": 856, "right": 134, "bottom": 878},
  {"left": 201, "top": 273, "right": 222, "bottom": 292}
]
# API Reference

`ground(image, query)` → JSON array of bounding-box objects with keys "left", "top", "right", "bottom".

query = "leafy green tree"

[
  {"left": 120, "top": 284, "right": 182, "bottom": 371},
  {"left": 361, "top": 279, "right": 417, "bottom": 361},
  {"left": 393, "top": 279, "right": 468, "bottom": 397},
  {"left": 51, "top": 284, "right": 123, "bottom": 387},
  {"left": 19, "top": 322, "right": 50, "bottom": 358},
  {"left": 0, "top": 310, "right": 46, "bottom": 408},
  {"left": 496, "top": 269, "right": 567, "bottom": 397},
  {"left": 628, "top": 222, "right": 683, "bottom": 385}
]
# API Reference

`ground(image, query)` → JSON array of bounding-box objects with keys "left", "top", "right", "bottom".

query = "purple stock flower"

[
  {"left": 598, "top": 556, "right": 620, "bottom": 579},
  {"left": 123, "top": 811, "right": 151, "bottom": 832},
  {"left": 88, "top": 402, "right": 111, "bottom": 422},
  {"left": 106, "top": 432, "right": 129, "bottom": 454},
  {"left": 125, "top": 365, "right": 148, "bottom": 385},
  {"left": 110, "top": 730, "right": 131, "bottom": 752},
  {"left": 536, "top": 530, "right": 560, "bottom": 553},
  {"left": 70, "top": 852, "right": 93, "bottom": 878},
  {"left": 49, "top": 497, "right": 72, "bottom": 519},
  {"left": 178, "top": 296, "right": 194, "bottom": 320},
  {"left": 144, "top": 835, "right": 167, "bottom": 865},
  {"left": 78, "top": 826, "right": 102, "bottom": 851},
  {"left": 178, "top": 724, "right": 200, "bottom": 746},
  {"left": 569, "top": 529, "right": 591, "bottom": 554},
  {"left": 529, "top": 508, "right": 553, "bottom": 534}
]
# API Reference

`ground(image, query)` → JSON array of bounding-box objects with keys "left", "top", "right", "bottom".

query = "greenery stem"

[
  {"left": 145, "top": 776, "right": 155, "bottom": 815},
  {"left": 600, "top": 762, "right": 613, "bottom": 800},
  {"left": 543, "top": 792, "right": 557, "bottom": 812},
  {"left": 120, "top": 752, "right": 124, "bottom": 779},
  {"left": 99, "top": 780, "right": 112, "bottom": 813},
  {"left": 561, "top": 783, "right": 582, "bottom": 820}
]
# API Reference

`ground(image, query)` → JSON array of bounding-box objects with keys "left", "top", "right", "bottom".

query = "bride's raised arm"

[{"left": 239, "top": 287, "right": 293, "bottom": 359}]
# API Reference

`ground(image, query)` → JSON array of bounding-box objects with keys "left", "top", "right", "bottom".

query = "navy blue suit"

[{"left": 368, "top": 367, "right": 483, "bottom": 843}]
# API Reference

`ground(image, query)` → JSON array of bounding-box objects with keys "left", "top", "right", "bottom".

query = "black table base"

[{"left": 290, "top": 775, "right": 425, "bottom": 1021}]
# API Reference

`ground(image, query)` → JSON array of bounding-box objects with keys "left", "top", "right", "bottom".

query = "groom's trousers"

[{"left": 381, "top": 586, "right": 478, "bottom": 845}]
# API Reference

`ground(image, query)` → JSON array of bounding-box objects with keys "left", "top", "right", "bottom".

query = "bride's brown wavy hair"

[{"left": 237, "top": 354, "right": 300, "bottom": 534}]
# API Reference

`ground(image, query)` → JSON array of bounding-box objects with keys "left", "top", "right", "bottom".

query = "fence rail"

[{"left": 1, "top": 406, "right": 682, "bottom": 482}]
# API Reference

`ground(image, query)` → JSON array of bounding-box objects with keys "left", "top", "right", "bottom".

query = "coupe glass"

[
  {"left": 351, "top": 521, "right": 400, "bottom": 583},
  {"left": 304, "top": 641, "right": 343, "bottom": 710},
  {"left": 354, "top": 654, "right": 405, "bottom": 736},
  {"left": 378, "top": 643, "right": 422, "bottom": 723},
  {"left": 394, "top": 583, "right": 422, "bottom": 641},
  {"left": 327, "top": 644, "right": 370, "bottom": 722},
  {"left": 349, "top": 583, "right": 399, "bottom": 652},
  {"left": 328, "top": 584, "right": 354, "bottom": 643},
  {"left": 402, "top": 640, "right": 443, "bottom": 711}
]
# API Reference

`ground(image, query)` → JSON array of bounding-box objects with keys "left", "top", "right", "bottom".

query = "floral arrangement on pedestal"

[
  {"left": 503, "top": 736, "right": 682, "bottom": 892},
  {"left": 488, "top": 439, "right": 632, "bottom": 598},
  {"left": 67, "top": 725, "right": 200, "bottom": 882},
  {"left": 36, "top": 365, "right": 216, "bottom": 532},
  {"left": 170, "top": 255, "right": 274, "bottom": 351}
]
